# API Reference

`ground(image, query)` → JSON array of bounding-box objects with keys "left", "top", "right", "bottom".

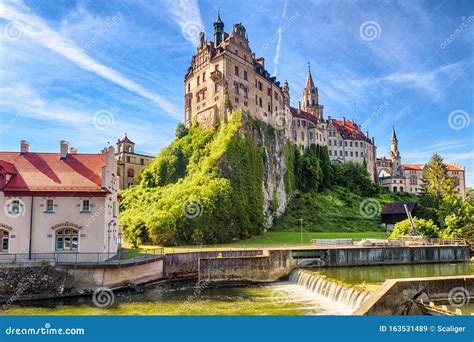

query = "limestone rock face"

[{"left": 247, "top": 122, "right": 289, "bottom": 227}]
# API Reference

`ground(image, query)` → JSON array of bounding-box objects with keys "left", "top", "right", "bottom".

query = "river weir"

[{"left": 288, "top": 269, "right": 372, "bottom": 312}]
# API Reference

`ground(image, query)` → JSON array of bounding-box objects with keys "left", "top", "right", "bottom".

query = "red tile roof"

[
  {"left": 402, "top": 163, "right": 464, "bottom": 172},
  {"left": 330, "top": 119, "right": 368, "bottom": 141},
  {"left": 0, "top": 152, "right": 108, "bottom": 195},
  {"left": 290, "top": 107, "right": 319, "bottom": 125}
]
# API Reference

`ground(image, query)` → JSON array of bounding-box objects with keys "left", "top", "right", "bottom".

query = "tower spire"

[
  {"left": 213, "top": 9, "right": 224, "bottom": 46},
  {"left": 305, "top": 61, "right": 315, "bottom": 89}
]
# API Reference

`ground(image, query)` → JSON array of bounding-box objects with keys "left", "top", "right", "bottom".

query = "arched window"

[
  {"left": 453, "top": 176, "right": 459, "bottom": 186},
  {"left": 55, "top": 228, "right": 79, "bottom": 251},
  {"left": 393, "top": 186, "right": 398, "bottom": 192},
  {"left": 400, "top": 187, "right": 404, "bottom": 192},
  {"left": 117, "top": 167, "right": 121, "bottom": 176},
  {"left": 410, "top": 176, "right": 417, "bottom": 185},
  {"left": 1, "top": 229, "right": 9, "bottom": 252},
  {"left": 127, "top": 168, "right": 134, "bottom": 178}
]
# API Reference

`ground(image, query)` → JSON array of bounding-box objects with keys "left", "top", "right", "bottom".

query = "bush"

[{"left": 389, "top": 217, "right": 440, "bottom": 239}]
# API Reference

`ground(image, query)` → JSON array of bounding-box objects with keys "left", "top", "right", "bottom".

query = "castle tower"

[
  {"left": 390, "top": 126, "right": 401, "bottom": 176},
  {"left": 301, "top": 62, "right": 323, "bottom": 120},
  {"left": 213, "top": 10, "right": 224, "bottom": 46}
]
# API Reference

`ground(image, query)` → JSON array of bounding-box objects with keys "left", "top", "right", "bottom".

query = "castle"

[
  {"left": 376, "top": 128, "right": 466, "bottom": 197},
  {"left": 184, "top": 12, "right": 377, "bottom": 179}
]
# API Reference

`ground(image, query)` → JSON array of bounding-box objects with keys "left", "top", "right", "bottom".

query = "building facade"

[
  {"left": 185, "top": 12, "right": 377, "bottom": 180},
  {"left": 376, "top": 128, "right": 466, "bottom": 197},
  {"left": 115, "top": 134, "right": 154, "bottom": 189},
  {"left": 0, "top": 140, "right": 119, "bottom": 261}
]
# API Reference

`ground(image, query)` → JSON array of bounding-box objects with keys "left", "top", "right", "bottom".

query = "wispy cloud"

[
  {"left": 0, "top": 0, "right": 180, "bottom": 118},
  {"left": 273, "top": 0, "right": 288, "bottom": 76},
  {"left": 165, "top": 0, "right": 204, "bottom": 46},
  {"left": 403, "top": 140, "right": 472, "bottom": 160}
]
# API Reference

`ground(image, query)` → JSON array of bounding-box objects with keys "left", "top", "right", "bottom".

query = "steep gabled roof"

[
  {"left": 290, "top": 107, "right": 319, "bottom": 125},
  {"left": 381, "top": 202, "right": 417, "bottom": 215},
  {"left": 0, "top": 151, "right": 108, "bottom": 194},
  {"left": 402, "top": 163, "right": 464, "bottom": 172},
  {"left": 330, "top": 119, "right": 368, "bottom": 141}
]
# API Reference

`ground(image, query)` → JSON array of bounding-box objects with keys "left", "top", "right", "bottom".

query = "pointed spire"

[
  {"left": 391, "top": 125, "right": 397, "bottom": 142},
  {"left": 305, "top": 62, "right": 315, "bottom": 89},
  {"left": 216, "top": 9, "right": 222, "bottom": 23}
]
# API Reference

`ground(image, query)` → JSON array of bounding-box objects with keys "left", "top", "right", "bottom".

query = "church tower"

[
  {"left": 390, "top": 126, "right": 401, "bottom": 176},
  {"left": 301, "top": 62, "right": 323, "bottom": 120},
  {"left": 213, "top": 10, "right": 224, "bottom": 46}
]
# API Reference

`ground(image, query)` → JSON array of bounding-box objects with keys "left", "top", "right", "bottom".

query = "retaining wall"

[
  {"left": 198, "top": 250, "right": 295, "bottom": 282},
  {"left": 165, "top": 250, "right": 263, "bottom": 277},
  {"left": 355, "top": 275, "right": 474, "bottom": 315},
  {"left": 325, "top": 246, "right": 470, "bottom": 267}
]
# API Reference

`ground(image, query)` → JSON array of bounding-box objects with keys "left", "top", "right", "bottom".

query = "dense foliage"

[
  {"left": 415, "top": 153, "right": 474, "bottom": 239},
  {"left": 389, "top": 218, "right": 440, "bottom": 239},
  {"left": 120, "top": 111, "right": 264, "bottom": 246}
]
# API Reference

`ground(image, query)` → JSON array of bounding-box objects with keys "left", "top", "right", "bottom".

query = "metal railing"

[{"left": 0, "top": 248, "right": 164, "bottom": 267}]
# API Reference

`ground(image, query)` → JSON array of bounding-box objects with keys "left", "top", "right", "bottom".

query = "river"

[{"left": 3, "top": 262, "right": 472, "bottom": 316}]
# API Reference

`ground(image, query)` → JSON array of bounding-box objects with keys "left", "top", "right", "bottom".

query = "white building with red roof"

[
  {"left": 376, "top": 129, "right": 466, "bottom": 197},
  {"left": 0, "top": 140, "right": 119, "bottom": 261}
]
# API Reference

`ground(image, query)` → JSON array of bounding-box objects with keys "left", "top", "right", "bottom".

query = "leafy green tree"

[
  {"left": 442, "top": 197, "right": 474, "bottom": 238},
  {"left": 417, "top": 153, "right": 456, "bottom": 225},
  {"left": 300, "top": 144, "right": 323, "bottom": 192},
  {"left": 175, "top": 123, "right": 189, "bottom": 139},
  {"left": 389, "top": 217, "right": 440, "bottom": 239}
]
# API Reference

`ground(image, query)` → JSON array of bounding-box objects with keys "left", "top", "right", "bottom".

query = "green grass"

[
  {"left": 225, "top": 231, "right": 388, "bottom": 246},
  {"left": 125, "top": 231, "right": 388, "bottom": 253}
]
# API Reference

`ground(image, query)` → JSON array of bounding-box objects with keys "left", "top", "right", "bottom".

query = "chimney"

[
  {"left": 366, "top": 131, "right": 369, "bottom": 138},
  {"left": 298, "top": 101, "right": 301, "bottom": 110},
  {"left": 343, "top": 116, "right": 346, "bottom": 124},
  {"left": 70, "top": 147, "right": 77, "bottom": 154},
  {"left": 60, "top": 140, "right": 69, "bottom": 160},
  {"left": 20, "top": 140, "right": 29, "bottom": 155}
]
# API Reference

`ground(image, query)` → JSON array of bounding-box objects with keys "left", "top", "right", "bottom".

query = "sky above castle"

[{"left": 0, "top": 0, "right": 473, "bottom": 186}]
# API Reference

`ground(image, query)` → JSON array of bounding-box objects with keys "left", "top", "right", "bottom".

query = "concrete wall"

[
  {"left": 355, "top": 275, "right": 474, "bottom": 315},
  {"left": 198, "top": 250, "right": 295, "bottom": 282},
  {"left": 165, "top": 250, "right": 262, "bottom": 277},
  {"left": 325, "top": 246, "right": 470, "bottom": 267},
  {"left": 60, "top": 258, "right": 164, "bottom": 289}
]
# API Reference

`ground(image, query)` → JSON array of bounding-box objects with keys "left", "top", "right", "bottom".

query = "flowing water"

[{"left": 3, "top": 263, "right": 472, "bottom": 316}]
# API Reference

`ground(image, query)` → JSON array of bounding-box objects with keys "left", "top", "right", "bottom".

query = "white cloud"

[
  {"left": 273, "top": 0, "right": 288, "bottom": 76},
  {"left": 0, "top": 1, "right": 180, "bottom": 119},
  {"left": 165, "top": 0, "right": 204, "bottom": 46}
]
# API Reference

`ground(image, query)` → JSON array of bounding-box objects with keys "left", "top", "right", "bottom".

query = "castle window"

[
  {"left": 454, "top": 176, "right": 459, "bottom": 186},
  {"left": 310, "top": 132, "right": 314, "bottom": 141},
  {"left": 127, "top": 168, "right": 135, "bottom": 178},
  {"left": 267, "top": 88, "right": 272, "bottom": 96},
  {"left": 301, "top": 132, "right": 304, "bottom": 141},
  {"left": 234, "top": 83, "right": 239, "bottom": 95},
  {"left": 258, "top": 81, "right": 263, "bottom": 91},
  {"left": 329, "top": 150, "right": 332, "bottom": 156},
  {"left": 339, "top": 141, "right": 342, "bottom": 146},
  {"left": 328, "top": 140, "right": 332, "bottom": 146},
  {"left": 350, "top": 142, "right": 353, "bottom": 147},
  {"left": 197, "top": 76, "right": 200, "bottom": 86},
  {"left": 1, "top": 230, "right": 9, "bottom": 252},
  {"left": 234, "top": 66, "right": 239, "bottom": 76},
  {"left": 215, "top": 65, "right": 219, "bottom": 71},
  {"left": 259, "top": 97, "right": 263, "bottom": 107},
  {"left": 140, "top": 158, "right": 144, "bottom": 165},
  {"left": 268, "top": 103, "right": 271, "bottom": 111},
  {"left": 345, "top": 151, "right": 348, "bottom": 156},
  {"left": 215, "top": 82, "right": 220, "bottom": 93},
  {"left": 202, "top": 72, "right": 206, "bottom": 81},
  {"left": 243, "top": 87, "right": 248, "bottom": 98},
  {"left": 339, "top": 151, "right": 343, "bottom": 156},
  {"left": 344, "top": 141, "right": 348, "bottom": 147},
  {"left": 244, "top": 70, "right": 248, "bottom": 80},
  {"left": 355, "top": 142, "right": 358, "bottom": 147},
  {"left": 293, "top": 131, "right": 297, "bottom": 140},
  {"left": 187, "top": 83, "right": 190, "bottom": 92},
  {"left": 410, "top": 176, "right": 417, "bottom": 185},
  {"left": 126, "top": 156, "right": 131, "bottom": 163},
  {"left": 355, "top": 152, "right": 359, "bottom": 157},
  {"left": 350, "top": 151, "right": 353, "bottom": 157}
]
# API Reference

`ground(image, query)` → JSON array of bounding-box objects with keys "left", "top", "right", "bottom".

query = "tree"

[
  {"left": 390, "top": 217, "right": 440, "bottom": 239},
  {"left": 300, "top": 144, "right": 323, "bottom": 191},
  {"left": 417, "top": 153, "right": 456, "bottom": 225},
  {"left": 442, "top": 197, "right": 474, "bottom": 238},
  {"left": 175, "top": 123, "right": 189, "bottom": 139}
]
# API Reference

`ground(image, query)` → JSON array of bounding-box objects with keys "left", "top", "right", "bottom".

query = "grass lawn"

[{"left": 123, "top": 231, "right": 388, "bottom": 254}]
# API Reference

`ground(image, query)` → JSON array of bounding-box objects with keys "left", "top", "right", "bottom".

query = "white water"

[{"left": 267, "top": 269, "right": 373, "bottom": 315}]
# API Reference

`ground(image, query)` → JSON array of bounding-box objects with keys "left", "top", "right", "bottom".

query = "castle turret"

[
  {"left": 301, "top": 62, "right": 324, "bottom": 120},
  {"left": 390, "top": 126, "right": 401, "bottom": 176},
  {"left": 213, "top": 10, "right": 224, "bottom": 46}
]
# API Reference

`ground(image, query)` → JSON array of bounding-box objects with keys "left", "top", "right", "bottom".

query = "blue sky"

[{"left": 0, "top": 0, "right": 473, "bottom": 185}]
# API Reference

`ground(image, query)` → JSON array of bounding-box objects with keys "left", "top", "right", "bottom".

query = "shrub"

[{"left": 389, "top": 217, "right": 440, "bottom": 239}]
